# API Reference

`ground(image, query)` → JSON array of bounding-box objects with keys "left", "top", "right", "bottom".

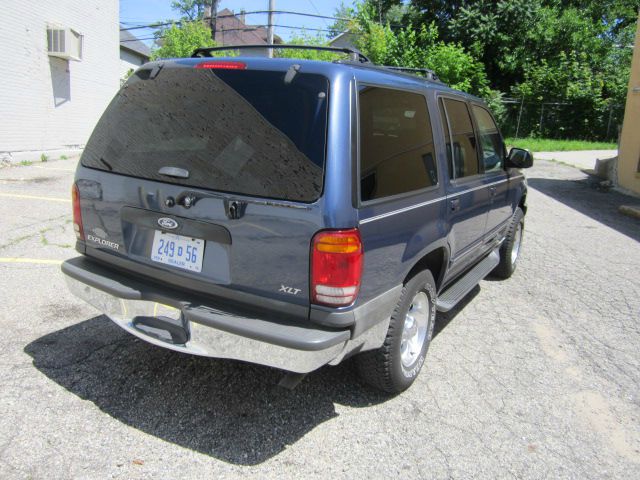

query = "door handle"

[
  {"left": 450, "top": 198, "right": 460, "bottom": 212},
  {"left": 489, "top": 186, "right": 497, "bottom": 196}
]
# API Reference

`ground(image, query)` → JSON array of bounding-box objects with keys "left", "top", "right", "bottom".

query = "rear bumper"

[{"left": 61, "top": 256, "right": 394, "bottom": 373}]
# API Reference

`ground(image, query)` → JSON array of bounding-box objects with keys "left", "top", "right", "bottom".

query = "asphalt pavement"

[{"left": 0, "top": 155, "right": 639, "bottom": 479}]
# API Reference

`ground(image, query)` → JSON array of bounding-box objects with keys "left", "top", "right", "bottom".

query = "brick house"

[{"left": 212, "top": 9, "right": 282, "bottom": 56}]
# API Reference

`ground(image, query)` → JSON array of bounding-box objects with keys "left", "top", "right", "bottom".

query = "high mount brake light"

[
  {"left": 195, "top": 61, "right": 247, "bottom": 70},
  {"left": 72, "top": 183, "right": 84, "bottom": 240},
  {"left": 311, "top": 229, "right": 363, "bottom": 307}
]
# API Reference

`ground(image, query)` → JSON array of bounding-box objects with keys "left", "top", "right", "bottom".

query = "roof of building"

[
  {"left": 328, "top": 31, "right": 357, "bottom": 49},
  {"left": 213, "top": 9, "right": 282, "bottom": 46},
  {"left": 120, "top": 28, "right": 151, "bottom": 59}
]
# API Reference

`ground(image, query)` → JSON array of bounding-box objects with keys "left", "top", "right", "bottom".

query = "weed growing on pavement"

[{"left": 40, "top": 153, "right": 48, "bottom": 162}]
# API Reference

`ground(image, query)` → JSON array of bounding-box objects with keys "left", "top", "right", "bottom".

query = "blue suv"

[{"left": 62, "top": 46, "right": 532, "bottom": 393}]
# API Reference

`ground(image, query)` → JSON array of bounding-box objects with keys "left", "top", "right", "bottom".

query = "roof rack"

[
  {"left": 190, "top": 45, "right": 445, "bottom": 85},
  {"left": 382, "top": 66, "right": 441, "bottom": 83},
  {"left": 192, "top": 44, "right": 371, "bottom": 64}
]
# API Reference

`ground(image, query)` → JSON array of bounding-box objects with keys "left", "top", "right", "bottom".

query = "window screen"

[
  {"left": 359, "top": 87, "right": 437, "bottom": 201},
  {"left": 441, "top": 98, "right": 479, "bottom": 179},
  {"left": 472, "top": 105, "right": 505, "bottom": 172}
]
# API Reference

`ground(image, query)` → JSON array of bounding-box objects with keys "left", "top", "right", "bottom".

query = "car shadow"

[
  {"left": 527, "top": 176, "right": 640, "bottom": 243},
  {"left": 24, "top": 316, "right": 393, "bottom": 466},
  {"left": 433, "top": 285, "right": 480, "bottom": 338}
]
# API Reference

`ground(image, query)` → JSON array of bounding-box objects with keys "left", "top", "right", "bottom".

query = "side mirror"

[{"left": 505, "top": 147, "right": 533, "bottom": 169}]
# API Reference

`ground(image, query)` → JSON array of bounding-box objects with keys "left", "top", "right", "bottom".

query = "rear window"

[{"left": 81, "top": 66, "right": 329, "bottom": 202}]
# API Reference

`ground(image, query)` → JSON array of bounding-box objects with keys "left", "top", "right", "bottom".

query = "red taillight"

[
  {"left": 195, "top": 61, "right": 247, "bottom": 70},
  {"left": 311, "top": 229, "right": 363, "bottom": 307},
  {"left": 72, "top": 183, "right": 84, "bottom": 240}
]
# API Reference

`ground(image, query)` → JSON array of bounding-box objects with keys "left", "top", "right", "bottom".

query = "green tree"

[
  {"left": 352, "top": 6, "right": 491, "bottom": 95},
  {"left": 151, "top": 21, "right": 215, "bottom": 59},
  {"left": 170, "top": 0, "right": 209, "bottom": 21},
  {"left": 407, "top": 0, "right": 636, "bottom": 138},
  {"left": 275, "top": 33, "right": 348, "bottom": 61},
  {"left": 327, "top": 2, "right": 357, "bottom": 38}
]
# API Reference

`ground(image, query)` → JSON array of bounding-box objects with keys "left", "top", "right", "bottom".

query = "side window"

[
  {"left": 359, "top": 86, "right": 437, "bottom": 202},
  {"left": 472, "top": 105, "right": 505, "bottom": 172},
  {"left": 441, "top": 98, "right": 480, "bottom": 179}
]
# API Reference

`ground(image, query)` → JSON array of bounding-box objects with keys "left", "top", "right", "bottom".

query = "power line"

[
  {"left": 217, "top": 10, "right": 353, "bottom": 22},
  {"left": 120, "top": 21, "right": 181, "bottom": 32},
  {"left": 120, "top": 23, "right": 363, "bottom": 43},
  {"left": 307, "top": 0, "right": 330, "bottom": 28},
  {"left": 119, "top": 10, "right": 360, "bottom": 32}
]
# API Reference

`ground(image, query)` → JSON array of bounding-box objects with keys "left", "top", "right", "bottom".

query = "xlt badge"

[{"left": 280, "top": 285, "right": 301, "bottom": 295}]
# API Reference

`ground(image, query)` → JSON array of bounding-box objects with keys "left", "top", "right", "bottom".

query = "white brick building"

[{"left": 0, "top": 0, "right": 120, "bottom": 162}]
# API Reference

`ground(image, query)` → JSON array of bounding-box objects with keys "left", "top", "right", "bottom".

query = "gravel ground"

[{"left": 0, "top": 156, "right": 639, "bottom": 479}]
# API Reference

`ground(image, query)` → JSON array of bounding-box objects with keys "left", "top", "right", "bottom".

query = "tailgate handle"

[{"left": 159, "top": 166, "right": 190, "bottom": 179}]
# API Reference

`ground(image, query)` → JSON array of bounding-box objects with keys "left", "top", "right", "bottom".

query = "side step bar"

[{"left": 436, "top": 249, "right": 500, "bottom": 312}]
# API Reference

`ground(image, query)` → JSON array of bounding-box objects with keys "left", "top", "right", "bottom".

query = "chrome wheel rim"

[
  {"left": 400, "top": 292, "right": 429, "bottom": 368},
  {"left": 511, "top": 222, "right": 523, "bottom": 265}
]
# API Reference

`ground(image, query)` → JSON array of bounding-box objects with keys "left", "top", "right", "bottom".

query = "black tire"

[
  {"left": 356, "top": 270, "right": 436, "bottom": 394},
  {"left": 492, "top": 207, "right": 525, "bottom": 279}
]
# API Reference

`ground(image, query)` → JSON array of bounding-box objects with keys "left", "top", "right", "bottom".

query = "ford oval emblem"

[{"left": 158, "top": 217, "right": 179, "bottom": 230}]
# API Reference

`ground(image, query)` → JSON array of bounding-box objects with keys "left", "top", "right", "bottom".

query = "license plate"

[{"left": 150, "top": 231, "right": 205, "bottom": 273}]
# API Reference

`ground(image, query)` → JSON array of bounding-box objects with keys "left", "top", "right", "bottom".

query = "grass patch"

[
  {"left": 40, "top": 153, "right": 48, "bottom": 162},
  {"left": 19, "top": 160, "right": 33, "bottom": 166},
  {"left": 505, "top": 137, "right": 617, "bottom": 152},
  {"left": 39, "top": 227, "right": 72, "bottom": 248},
  {"left": 60, "top": 155, "right": 68, "bottom": 160}
]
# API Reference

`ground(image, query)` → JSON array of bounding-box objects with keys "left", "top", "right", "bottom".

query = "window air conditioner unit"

[{"left": 47, "top": 26, "right": 83, "bottom": 61}]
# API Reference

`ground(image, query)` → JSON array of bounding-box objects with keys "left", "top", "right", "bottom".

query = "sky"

[{"left": 119, "top": 0, "right": 348, "bottom": 46}]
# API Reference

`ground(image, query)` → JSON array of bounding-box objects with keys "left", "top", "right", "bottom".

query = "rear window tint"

[{"left": 81, "top": 67, "right": 329, "bottom": 202}]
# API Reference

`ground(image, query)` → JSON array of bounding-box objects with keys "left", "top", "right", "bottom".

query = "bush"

[{"left": 151, "top": 21, "right": 216, "bottom": 59}]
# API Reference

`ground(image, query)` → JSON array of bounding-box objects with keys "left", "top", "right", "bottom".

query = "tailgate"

[{"left": 75, "top": 61, "right": 330, "bottom": 310}]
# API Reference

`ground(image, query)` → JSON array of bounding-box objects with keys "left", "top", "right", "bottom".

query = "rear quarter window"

[{"left": 359, "top": 86, "right": 437, "bottom": 202}]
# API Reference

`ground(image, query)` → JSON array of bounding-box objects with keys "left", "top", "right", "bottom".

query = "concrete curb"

[{"left": 619, "top": 205, "right": 640, "bottom": 219}]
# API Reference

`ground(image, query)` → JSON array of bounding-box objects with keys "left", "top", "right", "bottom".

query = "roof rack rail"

[
  {"left": 382, "top": 66, "right": 441, "bottom": 83},
  {"left": 192, "top": 44, "right": 371, "bottom": 64}
]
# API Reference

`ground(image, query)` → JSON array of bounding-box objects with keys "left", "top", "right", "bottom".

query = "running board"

[{"left": 436, "top": 249, "right": 500, "bottom": 312}]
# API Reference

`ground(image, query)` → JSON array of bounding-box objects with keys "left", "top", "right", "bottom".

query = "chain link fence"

[{"left": 498, "top": 98, "right": 625, "bottom": 141}]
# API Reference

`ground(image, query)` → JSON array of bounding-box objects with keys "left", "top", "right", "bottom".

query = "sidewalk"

[{"left": 533, "top": 150, "right": 617, "bottom": 171}]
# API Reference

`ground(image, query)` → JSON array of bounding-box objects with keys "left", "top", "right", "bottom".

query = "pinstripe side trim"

[
  {"left": 447, "top": 178, "right": 509, "bottom": 198},
  {"left": 359, "top": 175, "right": 524, "bottom": 224},
  {"left": 359, "top": 196, "right": 446, "bottom": 224}
]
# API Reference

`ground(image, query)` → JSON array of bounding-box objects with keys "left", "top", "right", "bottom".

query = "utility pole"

[
  {"left": 267, "top": 0, "right": 275, "bottom": 58},
  {"left": 210, "top": 0, "right": 219, "bottom": 42}
]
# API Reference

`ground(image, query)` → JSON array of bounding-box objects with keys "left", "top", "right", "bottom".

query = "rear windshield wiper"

[
  {"left": 158, "top": 166, "right": 190, "bottom": 179},
  {"left": 99, "top": 157, "right": 113, "bottom": 171}
]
